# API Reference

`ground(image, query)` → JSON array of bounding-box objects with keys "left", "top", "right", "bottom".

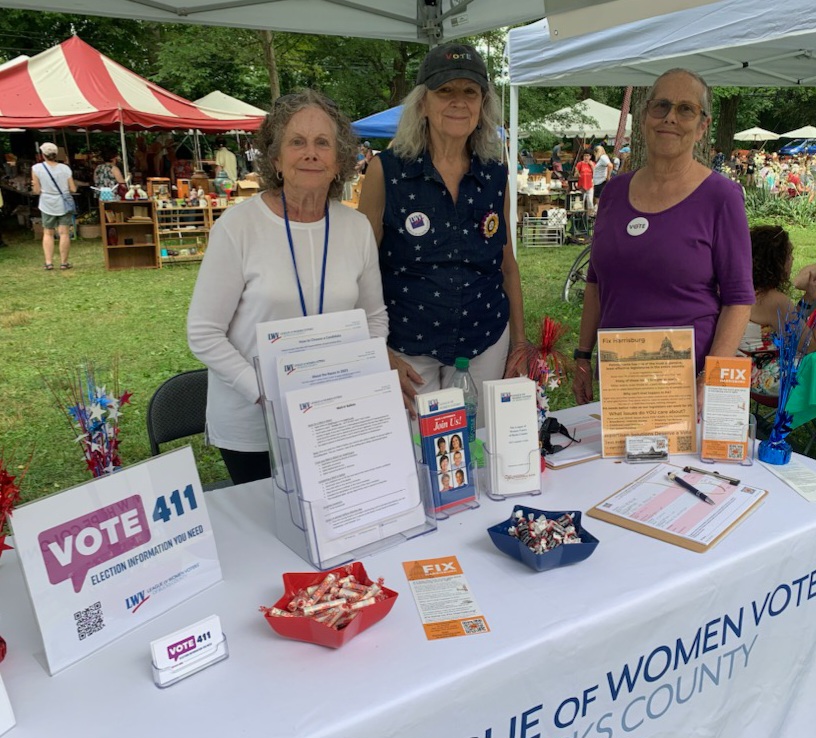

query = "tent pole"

[
  {"left": 194, "top": 130, "right": 201, "bottom": 170},
  {"left": 119, "top": 119, "right": 130, "bottom": 181},
  {"left": 61, "top": 128, "right": 70, "bottom": 164},
  {"left": 509, "top": 84, "right": 519, "bottom": 257}
]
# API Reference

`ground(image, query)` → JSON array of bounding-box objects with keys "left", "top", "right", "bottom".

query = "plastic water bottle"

[{"left": 449, "top": 357, "right": 478, "bottom": 444}]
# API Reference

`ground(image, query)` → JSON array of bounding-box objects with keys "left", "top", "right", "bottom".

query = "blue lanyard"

[{"left": 281, "top": 191, "right": 329, "bottom": 317}]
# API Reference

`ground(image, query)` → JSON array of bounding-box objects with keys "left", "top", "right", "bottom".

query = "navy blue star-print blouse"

[{"left": 378, "top": 148, "right": 509, "bottom": 366}]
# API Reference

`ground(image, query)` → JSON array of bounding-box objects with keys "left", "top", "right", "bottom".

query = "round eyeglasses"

[{"left": 646, "top": 99, "right": 707, "bottom": 121}]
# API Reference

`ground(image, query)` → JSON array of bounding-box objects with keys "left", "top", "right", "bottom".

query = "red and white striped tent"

[{"left": 0, "top": 35, "right": 264, "bottom": 133}]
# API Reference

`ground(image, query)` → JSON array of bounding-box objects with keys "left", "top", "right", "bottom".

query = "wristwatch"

[{"left": 573, "top": 349, "right": 593, "bottom": 361}]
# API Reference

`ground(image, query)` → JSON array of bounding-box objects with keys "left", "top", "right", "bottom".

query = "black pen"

[{"left": 667, "top": 472, "right": 715, "bottom": 505}]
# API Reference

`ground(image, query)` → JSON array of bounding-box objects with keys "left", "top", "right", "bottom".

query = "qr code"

[
  {"left": 461, "top": 618, "right": 488, "bottom": 635},
  {"left": 727, "top": 444, "right": 744, "bottom": 460},
  {"left": 74, "top": 601, "right": 105, "bottom": 641},
  {"left": 676, "top": 435, "right": 692, "bottom": 453}
]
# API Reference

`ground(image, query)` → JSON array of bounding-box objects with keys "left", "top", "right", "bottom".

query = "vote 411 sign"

[{"left": 11, "top": 447, "right": 222, "bottom": 675}]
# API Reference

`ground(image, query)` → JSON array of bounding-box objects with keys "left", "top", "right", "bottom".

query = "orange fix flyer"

[
  {"left": 701, "top": 356, "right": 752, "bottom": 462},
  {"left": 402, "top": 556, "right": 489, "bottom": 640}
]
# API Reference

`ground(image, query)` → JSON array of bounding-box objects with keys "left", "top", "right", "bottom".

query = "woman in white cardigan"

[{"left": 188, "top": 90, "right": 388, "bottom": 484}]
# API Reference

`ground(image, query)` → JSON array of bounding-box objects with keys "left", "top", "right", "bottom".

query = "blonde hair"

[{"left": 391, "top": 83, "right": 503, "bottom": 163}]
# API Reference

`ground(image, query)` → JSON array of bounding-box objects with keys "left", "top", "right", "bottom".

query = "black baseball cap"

[{"left": 416, "top": 43, "right": 488, "bottom": 91}]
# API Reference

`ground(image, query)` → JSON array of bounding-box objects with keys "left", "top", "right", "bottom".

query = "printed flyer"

[
  {"left": 701, "top": 355, "right": 752, "bottom": 462},
  {"left": 403, "top": 555, "right": 489, "bottom": 640},
  {"left": 11, "top": 447, "right": 222, "bottom": 674},
  {"left": 597, "top": 327, "right": 697, "bottom": 457}
]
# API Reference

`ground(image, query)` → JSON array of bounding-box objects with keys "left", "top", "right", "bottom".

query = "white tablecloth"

[{"left": 2, "top": 406, "right": 816, "bottom": 738}]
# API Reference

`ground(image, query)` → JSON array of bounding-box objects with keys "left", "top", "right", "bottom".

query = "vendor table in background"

[{"left": 2, "top": 411, "right": 816, "bottom": 738}]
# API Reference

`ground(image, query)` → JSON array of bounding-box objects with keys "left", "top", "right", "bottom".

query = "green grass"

[
  {"left": 0, "top": 227, "right": 226, "bottom": 502},
  {"left": 3, "top": 217, "right": 816, "bottom": 502}
]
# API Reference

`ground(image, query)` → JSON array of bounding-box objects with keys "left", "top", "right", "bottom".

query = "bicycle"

[
  {"left": 562, "top": 243, "right": 591, "bottom": 304},
  {"left": 561, "top": 208, "right": 594, "bottom": 304}
]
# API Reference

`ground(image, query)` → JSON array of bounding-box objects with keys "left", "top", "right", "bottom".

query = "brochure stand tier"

[
  {"left": 257, "top": 374, "right": 437, "bottom": 571},
  {"left": 483, "top": 445, "right": 543, "bottom": 500}
]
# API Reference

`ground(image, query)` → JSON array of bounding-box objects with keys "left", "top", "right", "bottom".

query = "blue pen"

[{"left": 667, "top": 472, "right": 715, "bottom": 505}]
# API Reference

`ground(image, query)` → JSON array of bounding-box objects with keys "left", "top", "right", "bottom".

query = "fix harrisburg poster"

[{"left": 11, "top": 447, "right": 222, "bottom": 674}]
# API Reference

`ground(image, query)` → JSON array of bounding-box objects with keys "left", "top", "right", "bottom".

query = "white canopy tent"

[
  {"left": 0, "top": 0, "right": 545, "bottom": 45},
  {"left": 0, "top": 0, "right": 724, "bottom": 45},
  {"left": 535, "top": 98, "right": 631, "bottom": 139},
  {"left": 194, "top": 91, "right": 267, "bottom": 117},
  {"left": 734, "top": 127, "right": 780, "bottom": 142},
  {"left": 505, "top": 0, "right": 816, "bottom": 248},
  {"left": 780, "top": 125, "right": 816, "bottom": 138}
]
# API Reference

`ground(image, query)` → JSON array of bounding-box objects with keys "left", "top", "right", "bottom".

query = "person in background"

[
  {"left": 358, "top": 43, "right": 530, "bottom": 423},
  {"left": 188, "top": 90, "right": 388, "bottom": 484},
  {"left": 592, "top": 144, "right": 612, "bottom": 207},
  {"left": 738, "top": 225, "right": 816, "bottom": 396},
  {"left": 214, "top": 136, "right": 238, "bottom": 181},
  {"left": 573, "top": 68, "right": 754, "bottom": 407},
  {"left": 745, "top": 152, "right": 756, "bottom": 188},
  {"left": 550, "top": 141, "right": 563, "bottom": 178},
  {"left": 611, "top": 151, "right": 621, "bottom": 177},
  {"left": 31, "top": 142, "right": 76, "bottom": 271},
  {"left": 712, "top": 147, "right": 725, "bottom": 173},
  {"left": 574, "top": 150, "right": 595, "bottom": 211},
  {"left": 93, "top": 148, "right": 126, "bottom": 195}
]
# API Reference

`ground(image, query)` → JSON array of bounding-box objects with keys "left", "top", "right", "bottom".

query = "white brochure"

[
  {"left": 255, "top": 308, "right": 370, "bottom": 421},
  {"left": 10, "top": 447, "right": 222, "bottom": 674},
  {"left": 0, "top": 674, "right": 14, "bottom": 736},
  {"left": 484, "top": 377, "right": 540, "bottom": 497},
  {"left": 285, "top": 370, "right": 426, "bottom": 562},
  {"left": 277, "top": 336, "right": 389, "bottom": 437}
]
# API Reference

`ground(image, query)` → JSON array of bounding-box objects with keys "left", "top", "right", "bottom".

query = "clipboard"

[{"left": 586, "top": 462, "right": 767, "bottom": 552}]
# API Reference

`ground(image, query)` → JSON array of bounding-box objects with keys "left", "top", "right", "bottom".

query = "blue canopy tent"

[
  {"left": 352, "top": 103, "right": 507, "bottom": 143},
  {"left": 351, "top": 105, "right": 403, "bottom": 139}
]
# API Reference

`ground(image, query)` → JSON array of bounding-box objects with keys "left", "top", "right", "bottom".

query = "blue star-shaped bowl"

[{"left": 487, "top": 505, "right": 599, "bottom": 572}]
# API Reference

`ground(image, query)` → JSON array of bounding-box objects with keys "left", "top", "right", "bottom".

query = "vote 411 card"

[{"left": 151, "top": 614, "right": 228, "bottom": 688}]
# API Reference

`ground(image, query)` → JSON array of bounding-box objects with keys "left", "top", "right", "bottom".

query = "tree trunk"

[
  {"left": 259, "top": 30, "right": 280, "bottom": 105},
  {"left": 389, "top": 43, "right": 412, "bottom": 106},
  {"left": 715, "top": 93, "right": 741, "bottom": 158},
  {"left": 629, "top": 86, "right": 648, "bottom": 171}
]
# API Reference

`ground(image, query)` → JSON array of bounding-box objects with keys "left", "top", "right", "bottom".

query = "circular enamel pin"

[
  {"left": 626, "top": 216, "right": 649, "bottom": 236},
  {"left": 405, "top": 211, "right": 431, "bottom": 237},
  {"left": 481, "top": 211, "right": 500, "bottom": 238}
]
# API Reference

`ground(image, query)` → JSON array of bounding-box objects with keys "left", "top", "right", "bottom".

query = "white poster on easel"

[
  {"left": 0, "top": 673, "right": 14, "bottom": 736},
  {"left": 10, "top": 447, "right": 222, "bottom": 675}
]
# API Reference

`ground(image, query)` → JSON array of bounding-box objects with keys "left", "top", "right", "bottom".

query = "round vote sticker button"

[{"left": 627, "top": 217, "right": 649, "bottom": 236}]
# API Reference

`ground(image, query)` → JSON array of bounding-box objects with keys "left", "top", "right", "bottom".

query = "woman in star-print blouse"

[{"left": 359, "top": 43, "right": 529, "bottom": 424}]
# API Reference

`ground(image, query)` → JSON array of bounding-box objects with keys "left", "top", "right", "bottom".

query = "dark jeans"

[{"left": 218, "top": 448, "right": 271, "bottom": 486}]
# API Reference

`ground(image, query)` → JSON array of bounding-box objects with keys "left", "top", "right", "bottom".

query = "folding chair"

[{"left": 146, "top": 368, "right": 232, "bottom": 489}]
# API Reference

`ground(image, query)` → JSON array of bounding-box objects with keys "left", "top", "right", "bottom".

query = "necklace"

[{"left": 281, "top": 191, "right": 329, "bottom": 317}]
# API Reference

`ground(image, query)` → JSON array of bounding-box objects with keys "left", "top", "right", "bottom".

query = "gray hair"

[
  {"left": 642, "top": 68, "right": 712, "bottom": 119},
  {"left": 391, "top": 82, "right": 503, "bottom": 163},
  {"left": 253, "top": 89, "right": 357, "bottom": 200}
]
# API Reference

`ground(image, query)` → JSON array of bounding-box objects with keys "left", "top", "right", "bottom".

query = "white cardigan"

[{"left": 187, "top": 196, "right": 389, "bottom": 452}]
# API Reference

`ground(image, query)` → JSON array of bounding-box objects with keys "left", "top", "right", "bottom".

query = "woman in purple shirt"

[{"left": 572, "top": 68, "right": 754, "bottom": 405}]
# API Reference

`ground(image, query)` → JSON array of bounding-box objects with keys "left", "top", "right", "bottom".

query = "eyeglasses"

[{"left": 646, "top": 98, "right": 707, "bottom": 121}]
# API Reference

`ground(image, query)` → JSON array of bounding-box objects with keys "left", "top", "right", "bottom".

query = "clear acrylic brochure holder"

[
  {"left": 700, "top": 413, "right": 756, "bottom": 467},
  {"left": 482, "top": 444, "right": 543, "bottom": 501},
  {"left": 255, "top": 358, "right": 437, "bottom": 571}
]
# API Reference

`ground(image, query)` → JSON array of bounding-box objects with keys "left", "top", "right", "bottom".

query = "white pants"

[
  {"left": 392, "top": 324, "right": 510, "bottom": 429},
  {"left": 583, "top": 188, "right": 594, "bottom": 212}
]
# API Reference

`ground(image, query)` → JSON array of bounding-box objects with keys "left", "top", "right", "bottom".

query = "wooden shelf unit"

[
  {"left": 154, "top": 204, "right": 210, "bottom": 265},
  {"left": 100, "top": 200, "right": 159, "bottom": 270}
]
